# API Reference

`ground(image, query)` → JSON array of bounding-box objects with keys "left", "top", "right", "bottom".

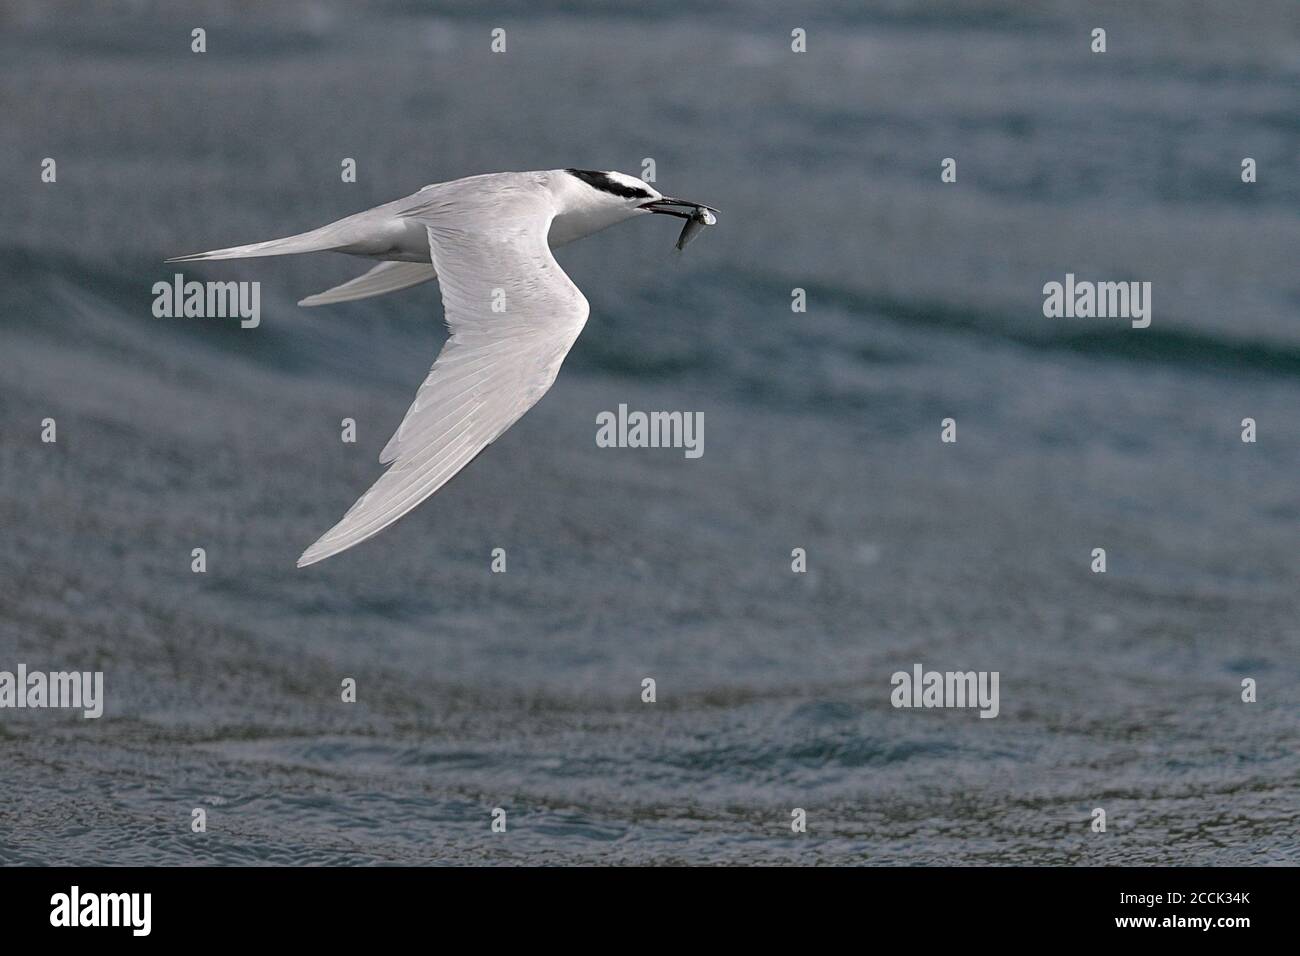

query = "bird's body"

[{"left": 167, "top": 169, "right": 716, "bottom": 566}]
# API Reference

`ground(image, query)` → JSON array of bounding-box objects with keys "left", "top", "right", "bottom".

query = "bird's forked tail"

[{"left": 165, "top": 222, "right": 348, "bottom": 263}]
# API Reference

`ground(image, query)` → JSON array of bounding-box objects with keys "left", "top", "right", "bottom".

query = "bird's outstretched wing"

[
  {"left": 298, "top": 260, "right": 437, "bottom": 307},
  {"left": 297, "top": 180, "right": 589, "bottom": 567}
]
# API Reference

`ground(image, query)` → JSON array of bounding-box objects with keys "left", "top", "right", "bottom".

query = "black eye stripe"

[{"left": 565, "top": 168, "right": 653, "bottom": 201}]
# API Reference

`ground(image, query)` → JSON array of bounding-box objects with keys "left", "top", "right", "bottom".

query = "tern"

[{"left": 167, "top": 169, "right": 718, "bottom": 566}]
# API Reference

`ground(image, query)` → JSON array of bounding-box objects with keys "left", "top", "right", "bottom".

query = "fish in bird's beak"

[
  {"left": 674, "top": 207, "right": 717, "bottom": 251},
  {"left": 641, "top": 197, "right": 719, "bottom": 251}
]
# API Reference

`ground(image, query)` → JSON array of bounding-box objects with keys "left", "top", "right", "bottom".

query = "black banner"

[{"left": 0, "top": 866, "right": 1281, "bottom": 942}]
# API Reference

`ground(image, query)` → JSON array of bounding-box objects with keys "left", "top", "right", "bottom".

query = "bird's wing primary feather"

[
  {"left": 298, "top": 260, "right": 437, "bottom": 307},
  {"left": 297, "top": 177, "right": 589, "bottom": 567}
]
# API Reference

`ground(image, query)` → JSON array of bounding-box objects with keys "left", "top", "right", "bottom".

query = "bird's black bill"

[{"left": 641, "top": 197, "right": 718, "bottom": 219}]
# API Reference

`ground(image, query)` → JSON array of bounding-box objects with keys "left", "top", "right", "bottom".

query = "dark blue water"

[{"left": 0, "top": 1, "right": 1296, "bottom": 864}]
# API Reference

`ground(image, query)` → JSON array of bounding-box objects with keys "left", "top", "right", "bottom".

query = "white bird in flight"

[{"left": 167, "top": 169, "right": 718, "bottom": 567}]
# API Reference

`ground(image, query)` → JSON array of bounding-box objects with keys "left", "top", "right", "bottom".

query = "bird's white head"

[{"left": 549, "top": 168, "right": 716, "bottom": 246}]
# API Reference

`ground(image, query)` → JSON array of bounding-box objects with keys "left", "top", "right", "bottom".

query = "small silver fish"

[{"left": 675, "top": 207, "right": 717, "bottom": 251}]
